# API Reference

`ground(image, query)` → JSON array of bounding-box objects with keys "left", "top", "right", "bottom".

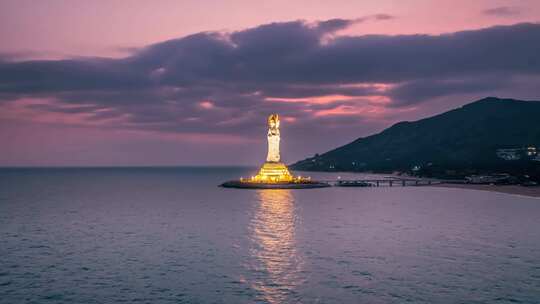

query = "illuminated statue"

[
  {"left": 250, "top": 114, "right": 294, "bottom": 183},
  {"left": 266, "top": 114, "right": 281, "bottom": 162},
  {"left": 220, "top": 112, "right": 327, "bottom": 188}
]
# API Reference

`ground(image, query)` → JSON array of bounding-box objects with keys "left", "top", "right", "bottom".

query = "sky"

[{"left": 0, "top": 0, "right": 539, "bottom": 166}]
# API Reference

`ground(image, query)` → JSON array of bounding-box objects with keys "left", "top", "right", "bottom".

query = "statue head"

[{"left": 268, "top": 114, "right": 280, "bottom": 129}]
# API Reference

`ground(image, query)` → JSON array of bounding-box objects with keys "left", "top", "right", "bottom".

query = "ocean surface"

[{"left": 1, "top": 167, "right": 539, "bottom": 303}]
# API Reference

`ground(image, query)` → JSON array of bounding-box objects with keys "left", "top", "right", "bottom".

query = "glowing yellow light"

[{"left": 248, "top": 162, "right": 312, "bottom": 184}]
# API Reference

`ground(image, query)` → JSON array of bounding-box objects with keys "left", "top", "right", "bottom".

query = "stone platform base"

[
  {"left": 252, "top": 162, "right": 294, "bottom": 182},
  {"left": 220, "top": 180, "right": 330, "bottom": 189}
]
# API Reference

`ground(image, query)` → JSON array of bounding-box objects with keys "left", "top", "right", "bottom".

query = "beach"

[{"left": 433, "top": 183, "right": 540, "bottom": 198}]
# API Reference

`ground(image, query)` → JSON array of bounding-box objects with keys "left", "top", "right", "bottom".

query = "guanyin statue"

[
  {"left": 266, "top": 114, "right": 281, "bottom": 163},
  {"left": 220, "top": 113, "right": 328, "bottom": 187}
]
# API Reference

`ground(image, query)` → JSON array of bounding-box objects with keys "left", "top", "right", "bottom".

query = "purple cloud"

[
  {"left": 483, "top": 6, "right": 521, "bottom": 17},
  {"left": 0, "top": 19, "right": 539, "bottom": 142}
]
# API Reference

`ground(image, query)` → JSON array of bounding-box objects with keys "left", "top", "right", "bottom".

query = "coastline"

[{"left": 431, "top": 183, "right": 540, "bottom": 198}]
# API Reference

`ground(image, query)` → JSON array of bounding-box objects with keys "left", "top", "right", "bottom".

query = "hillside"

[{"left": 290, "top": 97, "right": 540, "bottom": 179}]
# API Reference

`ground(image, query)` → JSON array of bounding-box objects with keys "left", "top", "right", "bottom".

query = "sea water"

[{"left": 0, "top": 167, "right": 539, "bottom": 303}]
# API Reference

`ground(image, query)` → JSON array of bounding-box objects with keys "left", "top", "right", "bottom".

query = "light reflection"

[{"left": 249, "top": 189, "right": 303, "bottom": 303}]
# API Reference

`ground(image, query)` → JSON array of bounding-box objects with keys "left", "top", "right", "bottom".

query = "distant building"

[
  {"left": 496, "top": 146, "right": 538, "bottom": 161},
  {"left": 496, "top": 148, "right": 522, "bottom": 160}
]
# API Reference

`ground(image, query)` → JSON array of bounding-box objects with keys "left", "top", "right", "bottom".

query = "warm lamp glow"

[{"left": 251, "top": 162, "right": 293, "bottom": 183}]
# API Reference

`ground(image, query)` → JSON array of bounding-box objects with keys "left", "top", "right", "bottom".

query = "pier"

[{"left": 319, "top": 178, "right": 444, "bottom": 187}]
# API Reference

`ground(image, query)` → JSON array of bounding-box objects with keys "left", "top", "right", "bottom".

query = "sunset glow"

[{"left": 0, "top": 1, "right": 539, "bottom": 166}]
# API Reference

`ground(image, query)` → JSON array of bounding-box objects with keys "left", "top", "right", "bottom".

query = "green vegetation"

[{"left": 291, "top": 97, "right": 540, "bottom": 180}]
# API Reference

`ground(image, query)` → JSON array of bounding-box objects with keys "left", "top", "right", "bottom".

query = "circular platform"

[{"left": 220, "top": 180, "right": 331, "bottom": 189}]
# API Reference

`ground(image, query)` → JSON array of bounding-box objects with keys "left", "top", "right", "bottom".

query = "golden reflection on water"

[{"left": 249, "top": 189, "right": 303, "bottom": 303}]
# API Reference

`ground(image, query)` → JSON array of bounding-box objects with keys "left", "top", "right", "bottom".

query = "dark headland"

[{"left": 291, "top": 97, "right": 540, "bottom": 185}]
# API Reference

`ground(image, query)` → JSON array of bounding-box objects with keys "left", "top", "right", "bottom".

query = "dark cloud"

[
  {"left": 388, "top": 75, "right": 511, "bottom": 106},
  {"left": 372, "top": 14, "right": 395, "bottom": 20},
  {"left": 315, "top": 15, "right": 394, "bottom": 33},
  {"left": 0, "top": 19, "right": 539, "bottom": 139},
  {"left": 314, "top": 18, "right": 359, "bottom": 33},
  {"left": 0, "top": 58, "right": 148, "bottom": 94},
  {"left": 483, "top": 6, "right": 521, "bottom": 17}
]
